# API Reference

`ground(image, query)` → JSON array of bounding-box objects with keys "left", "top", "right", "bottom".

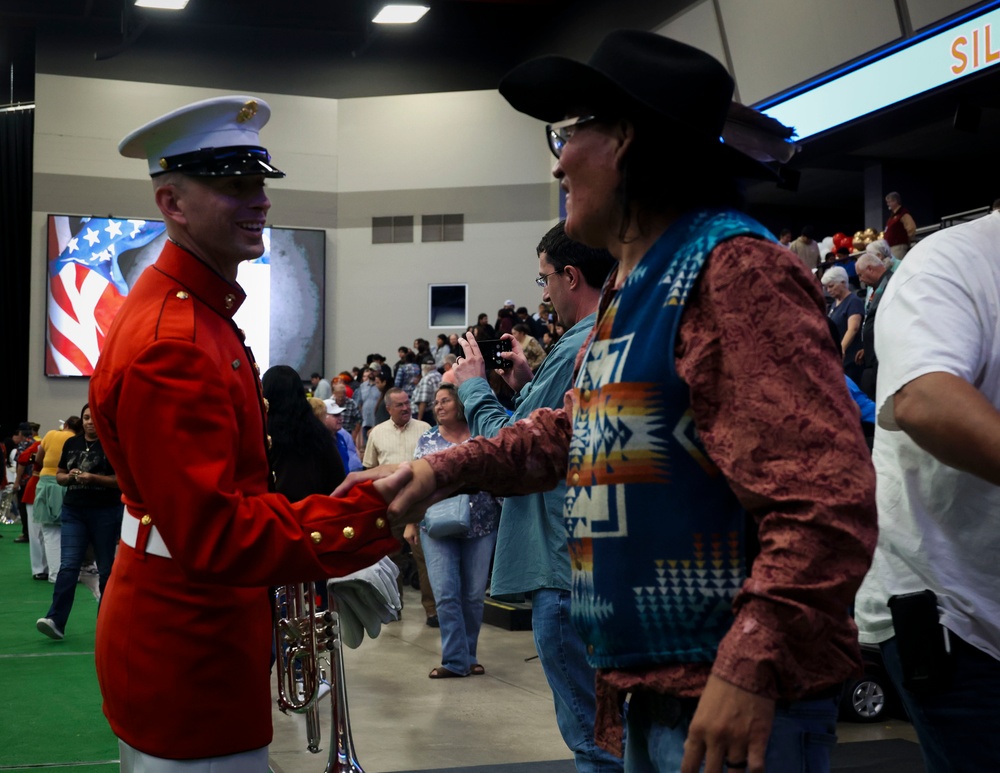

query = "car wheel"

[{"left": 842, "top": 675, "right": 887, "bottom": 722}]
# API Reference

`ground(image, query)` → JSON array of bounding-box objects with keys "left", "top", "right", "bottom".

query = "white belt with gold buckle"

[{"left": 121, "top": 508, "right": 172, "bottom": 558}]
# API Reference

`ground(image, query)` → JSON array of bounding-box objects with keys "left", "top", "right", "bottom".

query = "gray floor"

[{"left": 267, "top": 587, "right": 918, "bottom": 773}]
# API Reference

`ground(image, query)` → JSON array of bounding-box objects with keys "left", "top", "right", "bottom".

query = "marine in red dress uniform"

[{"left": 89, "top": 96, "right": 400, "bottom": 762}]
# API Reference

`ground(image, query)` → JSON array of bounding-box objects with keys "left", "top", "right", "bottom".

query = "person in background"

[
  {"left": 789, "top": 225, "right": 821, "bottom": 270},
  {"left": 394, "top": 349, "right": 422, "bottom": 400},
  {"left": 265, "top": 366, "right": 345, "bottom": 502},
  {"left": 331, "top": 381, "right": 362, "bottom": 448},
  {"left": 32, "top": 416, "right": 81, "bottom": 585},
  {"left": 16, "top": 431, "right": 46, "bottom": 576},
  {"left": 451, "top": 220, "right": 621, "bottom": 771},
  {"left": 364, "top": 388, "right": 435, "bottom": 626},
  {"left": 309, "top": 372, "right": 333, "bottom": 400},
  {"left": 883, "top": 191, "right": 917, "bottom": 261},
  {"left": 412, "top": 361, "right": 443, "bottom": 424},
  {"left": 404, "top": 383, "right": 501, "bottom": 678},
  {"left": 10, "top": 422, "right": 36, "bottom": 545},
  {"left": 354, "top": 366, "right": 380, "bottom": 449},
  {"left": 432, "top": 333, "right": 451, "bottom": 366},
  {"left": 36, "top": 404, "right": 123, "bottom": 640},
  {"left": 855, "top": 205, "right": 1000, "bottom": 773},
  {"left": 511, "top": 323, "right": 547, "bottom": 372},
  {"left": 854, "top": 252, "right": 895, "bottom": 400},
  {"left": 322, "top": 399, "right": 364, "bottom": 474},
  {"left": 824, "top": 265, "right": 865, "bottom": 384},
  {"left": 373, "top": 370, "right": 393, "bottom": 426},
  {"left": 778, "top": 228, "right": 793, "bottom": 247}
]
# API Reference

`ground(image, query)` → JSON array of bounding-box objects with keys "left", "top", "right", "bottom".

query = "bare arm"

[
  {"left": 841, "top": 313, "right": 861, "bottom": 354},
  {"left": 893, "top": 371, "right": 1000, "bottom": 485}
]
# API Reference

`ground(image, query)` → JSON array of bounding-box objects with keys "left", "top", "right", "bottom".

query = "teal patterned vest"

[{"left": 567, "top": 208, "right": 775, "bottom": 669}]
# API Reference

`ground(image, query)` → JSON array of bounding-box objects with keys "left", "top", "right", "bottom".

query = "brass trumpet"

[{"left": 273, "top": 582, "right": 364, "bottom": 773}]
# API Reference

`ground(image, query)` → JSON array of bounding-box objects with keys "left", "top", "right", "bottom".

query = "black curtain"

[{"left": 0, "top": 107, "right": 34, "bottom": 439}]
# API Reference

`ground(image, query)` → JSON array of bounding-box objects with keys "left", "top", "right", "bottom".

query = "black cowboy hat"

[{"left": 499, "top": 30, "right": 789, "bottom": 178}]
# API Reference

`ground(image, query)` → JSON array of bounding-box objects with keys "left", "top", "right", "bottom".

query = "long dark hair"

[
  {"left": 613, "top": 117, "right": 744, "bottom": 242},
  {"left": 262, "top": 365, "right": 334, "bottom": 457}
]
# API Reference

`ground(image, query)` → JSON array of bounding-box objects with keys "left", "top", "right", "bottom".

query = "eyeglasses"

[
  {"left": 535, "top": 268, "right": 565, "bottom": 288},
  {"left": 432, "top": 397, "right": 454, "bottom": 408},
  {"left": 546, "top": 115, "right": 596, "bottom": 159}
]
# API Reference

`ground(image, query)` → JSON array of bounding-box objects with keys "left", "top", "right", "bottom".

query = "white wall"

[
  {"left": 28, "top": 76, "right": 557, "bottom": 432},
  {"left": 26, "top": 0, "right": 985, "bottom": 431}
]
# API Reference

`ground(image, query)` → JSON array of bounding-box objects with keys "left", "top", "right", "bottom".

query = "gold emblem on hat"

[
  {"left": 159, "top": 158, "right": 169, "bottom": 170},
  {"left": 237, "top": 100, "right": 259, "bottom": 123}
]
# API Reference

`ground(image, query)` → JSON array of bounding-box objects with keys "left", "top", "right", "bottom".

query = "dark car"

[{"left": 839, "top": 643, "right": 908, "bottom": 723}]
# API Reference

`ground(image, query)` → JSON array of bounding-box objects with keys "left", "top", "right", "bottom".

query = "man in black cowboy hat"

[{"left": 346, "top": 30, "right": 876, "bottom": 773}]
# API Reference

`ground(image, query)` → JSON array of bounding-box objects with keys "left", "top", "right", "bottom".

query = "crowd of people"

[{"left": 3, "top": 28, "right": 998, "bottom": 773}]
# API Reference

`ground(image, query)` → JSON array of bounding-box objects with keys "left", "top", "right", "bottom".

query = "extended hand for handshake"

[
  {"left": 335, "top": 458, "right": 462, "bottom": 529},
  {"left": 328, "top": 464, "right": 462, "bottom": 648}
]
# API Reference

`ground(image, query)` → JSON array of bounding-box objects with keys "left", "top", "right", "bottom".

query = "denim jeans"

[
  {"left": 420, "top": 528, "right": 497, "bottom": 675},
  {"left": 46, "top": 502, "right": 124, "bottom": 632},
  {"left": 532, "top": 589, "right": 624, "bottom": 772},
  {"left": 624, "top": 692, "right": 838, "bottom": 773},
  {"left": 881, "top": 634, "right": 1000, "bottom": 773}
]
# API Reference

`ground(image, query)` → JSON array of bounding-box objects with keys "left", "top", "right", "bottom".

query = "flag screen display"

[{"left": 45, "top": 214, "right": 326, "bottom": 378}]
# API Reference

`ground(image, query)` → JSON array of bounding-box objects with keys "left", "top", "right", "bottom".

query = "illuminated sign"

[{"left": 757, "top": 2, "right": 1000, "bottom": 140}]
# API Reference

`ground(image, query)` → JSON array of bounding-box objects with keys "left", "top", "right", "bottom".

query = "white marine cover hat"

[{"left": 119, "top": 95, "right": 285, "bottom": 178}]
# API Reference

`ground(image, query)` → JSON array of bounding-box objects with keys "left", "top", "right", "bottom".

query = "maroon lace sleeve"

[
  {"left": 677, "top": 236, "right": 878, "bottom": 699},
  {"left": 423, "top": 407, "right": 572, "bottom": 496}
]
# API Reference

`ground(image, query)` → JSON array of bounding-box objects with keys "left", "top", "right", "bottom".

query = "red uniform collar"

[{"left": 152, "top": 240, "right": 247, "bottom": 319}]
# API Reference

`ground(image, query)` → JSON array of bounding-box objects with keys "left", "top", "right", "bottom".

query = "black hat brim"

[
  {"left": 152, "top": 146, "right": 285, "bottom": 178},
  {"left": 499, "top": 56, "right": 779, "bottom": 180}
]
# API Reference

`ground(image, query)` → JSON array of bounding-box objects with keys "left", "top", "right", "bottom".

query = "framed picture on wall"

[
  {"left": 44, "top": 214, "right": 326, "bottom": 379},
  {"left": 428, "top": 284, "right": 468, "bottom": 329}
]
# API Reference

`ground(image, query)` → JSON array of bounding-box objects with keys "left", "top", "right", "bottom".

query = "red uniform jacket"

[{"left": 89, "top": 241, "right": 398, "bottom": 759}]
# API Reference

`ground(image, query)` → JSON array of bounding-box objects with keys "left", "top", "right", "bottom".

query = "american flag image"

[{"left": 46, "top": 216, "right": 166, "bottom": 377}]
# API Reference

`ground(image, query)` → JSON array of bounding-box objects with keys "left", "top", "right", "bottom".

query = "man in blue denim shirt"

[{"left": 452, "top": 221, "right": 619, "bottom": 772}]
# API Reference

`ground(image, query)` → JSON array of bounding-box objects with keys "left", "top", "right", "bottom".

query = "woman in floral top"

[{"left": 405, "top": 383, "right": 501, "bottom": 678}]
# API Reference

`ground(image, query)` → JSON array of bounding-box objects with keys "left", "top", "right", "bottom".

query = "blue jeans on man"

[
  {"left": 45, "top": 502, "right": 123, "bottom": 632},
  {"left": 420, "top": 529, "right": 497, "bottom": 675},
  {"left": 532, "top": 588, "right": 624, "bottom": 772},
  {"left": 881, "top": 634, "right": 1000, "bottom": 773},
  {"left": 624, "top": 692, "right": 838, "bottom": 772}
]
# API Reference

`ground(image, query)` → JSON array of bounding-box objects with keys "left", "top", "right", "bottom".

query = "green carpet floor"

[{"left": 0, "top": 521, "right": 119, "bottom": 770}]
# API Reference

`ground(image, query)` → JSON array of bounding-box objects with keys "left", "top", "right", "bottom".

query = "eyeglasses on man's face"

[
  {"left": 546, "top": 115, "right": 597, "bottom": 159},
  {"left": 535, "top": 268, "right": 565, "bottom": 288}
]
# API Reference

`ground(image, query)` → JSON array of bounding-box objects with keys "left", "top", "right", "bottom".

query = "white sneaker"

[{"left": 36, "top": 617, "right": 64, "bottom": 640}]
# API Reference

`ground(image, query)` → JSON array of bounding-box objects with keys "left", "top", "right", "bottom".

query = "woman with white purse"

[{"left": 405, "top": 383, "right": 501, "bottom": 678}]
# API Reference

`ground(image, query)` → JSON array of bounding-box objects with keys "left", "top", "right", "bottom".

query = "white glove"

[
  {"left": 331, "top": 586, "right": 378, "bottom": 648},
  {"left": 327, "top": 557, "right": 402, "bottom": 648},
  {"left": 327, "top": 589, "right": 364, "bottom": 649}
]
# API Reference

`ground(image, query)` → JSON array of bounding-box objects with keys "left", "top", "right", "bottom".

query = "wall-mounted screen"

[{"left": 45, "top": 214, "right": 326, "bottom": 378}]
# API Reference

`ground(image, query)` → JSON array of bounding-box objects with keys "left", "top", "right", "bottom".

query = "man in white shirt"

[
  {"left": 363, "top": 389, "right": 435, "bottom": 624},
  {"left": 855, "top": 209, "right": 1000, "bottom": 773}
]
